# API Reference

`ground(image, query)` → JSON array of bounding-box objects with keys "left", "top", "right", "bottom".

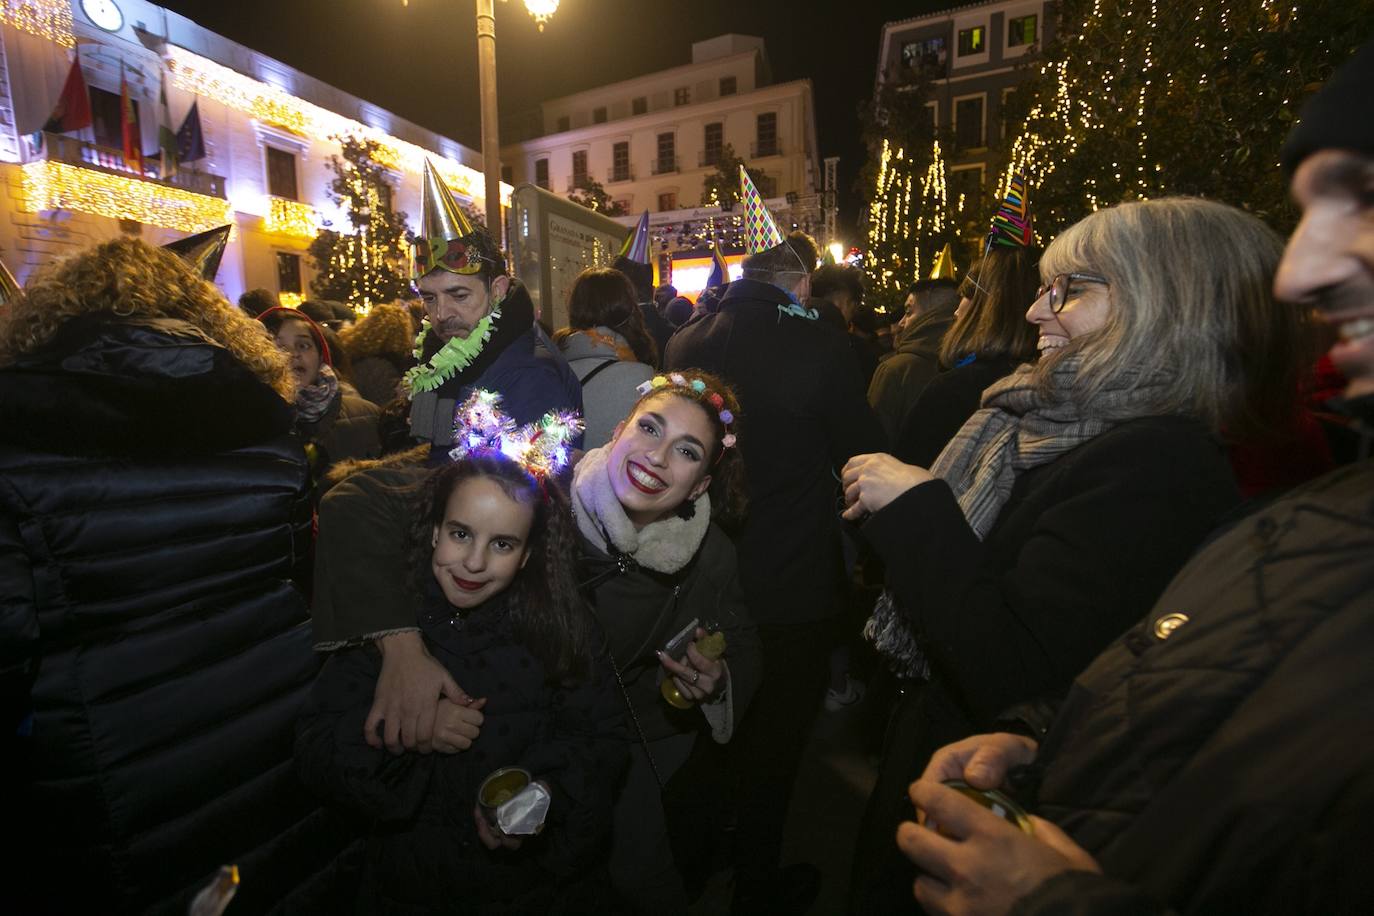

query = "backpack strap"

[{"left": 576, "top": 358, "right": 618, "bottom": 387}]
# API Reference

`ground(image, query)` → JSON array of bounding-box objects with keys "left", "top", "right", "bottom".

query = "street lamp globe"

[{"left": 522, "top": 0, "right": 558, "bottom": 30}]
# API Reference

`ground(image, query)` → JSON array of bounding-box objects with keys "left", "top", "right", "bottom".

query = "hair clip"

[
  {"left": 448, "top": 389, "right": 583, "bottom": 478},
  {"left": 635, "top": 375, "right": 737, "bottom": 450}
]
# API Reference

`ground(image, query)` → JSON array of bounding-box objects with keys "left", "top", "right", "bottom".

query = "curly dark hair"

[
  {"left": 409, "top": 456, "right": 599, "bottom": 684},
  {"left": 620, "top": 369, "right": 747, "bottom": 528}
]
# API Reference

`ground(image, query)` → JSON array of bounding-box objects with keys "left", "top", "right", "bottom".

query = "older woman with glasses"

[{"left": 841, "top": 197, "right": 1311, "bottom": 914}]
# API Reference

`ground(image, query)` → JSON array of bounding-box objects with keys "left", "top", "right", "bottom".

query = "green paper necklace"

[{"left": 403, "top": 305, "right": 502, "bottom": 397}]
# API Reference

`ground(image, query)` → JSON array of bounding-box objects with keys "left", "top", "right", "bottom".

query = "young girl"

[{"left": 296, "top": 397, "right": 627, "bottom": 914}]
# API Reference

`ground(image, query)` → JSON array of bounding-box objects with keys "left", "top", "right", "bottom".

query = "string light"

[
  {"left": 166, "top": 46, "right": 512, "bottom": 208},
  {"left": 278, "top": 291, "right": 304, "bottom": 308},
  {"left": 264, "top": 196, "right": 320, "bottom": 239},
  {"left": 0, "top": 0, "right": 73, "bottom": 48},
  {"left": 20, "top": 160, "right": 233, "bottom": 232}
]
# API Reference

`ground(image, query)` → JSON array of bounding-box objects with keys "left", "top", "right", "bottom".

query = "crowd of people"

[{"left": 2, "top": 37, "right": 1372, "bottom": 916}]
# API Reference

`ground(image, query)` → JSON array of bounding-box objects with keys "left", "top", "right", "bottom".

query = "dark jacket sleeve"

[
  {"left": 294, "top": 647, "right": 435, "bottom": 822},
  {"left": 517, "top": 655, "right": 628, "bottom": 876},
  {"left": 862, "top": 425, "right": 1236, "bottom": 725},
  {"left": 0, "top": 512, "right": 37, "bottom": 737},
  {"left": 869, "top": 354, "right": 939, "bottom": 443},
  {"left": 1010, "top": 872, "right": 1176, "bottom": 916},
  {"left": 895, "top": 371, "right": 984, "bottom": 466},
  {"left": 821, "top": 333, "right": 888, "bottom": 467},
  {"left": 312, "top": 467, "right": 425, "bottom": 648},
  {"left": 707, "top": 535, "right": 762, "bottom": 724}
]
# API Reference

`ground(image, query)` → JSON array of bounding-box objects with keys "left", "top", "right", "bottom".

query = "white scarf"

[{"left": 571, "top": 445, "right": 710, "bottom": 574}]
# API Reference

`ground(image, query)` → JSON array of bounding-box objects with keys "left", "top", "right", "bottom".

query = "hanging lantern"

[{"left": 522, "top": 0, "right": 559, "bottom": 30}]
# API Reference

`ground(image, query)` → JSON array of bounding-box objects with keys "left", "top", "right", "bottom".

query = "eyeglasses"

[{"left": 1035, "top": 272, "right": 1110, "bottom": 314}]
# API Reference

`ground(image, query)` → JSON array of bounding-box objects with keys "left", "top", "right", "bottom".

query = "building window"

[
  {"left": 376, "top": 180, "right": 393, "bottom": 214},
  {"left": 719, "top": 76, "right": 737, "bottom": 96},
  {"left": 657, "top": 191, "right": 677, "bottom": 212},
  {"left": 276, "top": 252, "right": 302, "bottom": 295},
  {"left": 611, "top": 141, "right": 630, "bottom": 182},
  {"left": 556, "top": 115, "right": 570, "bottom": 132},
  {"left": 614, "top": 197, "right": 632, "bottom": 213},
  {"left": 593, "top": 106, "right": 608, "bottom": 124},
  {"left": 571, "top": 150, "right": 588, "bottom": 188},
  {"left": 955, "top": 95, "right": 986, "bottom": 148},
  {"left": 266, "top": 146, "right": 299, "bottom": 200},
  {"left": 1008, "top": 14, "right": 1037, "bottom": 47},
  {"left": 632, "top": 96, "right": 647, "bottom": 115},
  {"left": 656, "top": 132, "right": 676, "bottom": 173},
  {"left": 921, "top": 102, "right": 937, "bottom": 133},
  {"left": 755, "top": 112, "right": 778, "bottom": 157},
  {"left": 704, "top": 122, "right": 723, "bottom": 167},
  {"left": 949, "top": 166, "right": 983, "bottom": 210},
  {"left": 901, "top": 37, "right": 947, "bottom": 76},
  {"left": 957, "top": 25, "right": 986, "bottom": 56},
  {"left": 500, "top": 165, "right": 512, "bottom": 184},
  {"left": 534, "top": 157, "right": 549, "bottom": 190},
  {"left": 674, "top": 87, "right": 690, "bottom": 106},
  {"left": 90, "top": 86, "right": 137, "bottom": 152}
]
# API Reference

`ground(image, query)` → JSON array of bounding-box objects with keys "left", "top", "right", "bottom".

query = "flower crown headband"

[
  {"left": 448, "top": 389, "right": 583, "bottom": 480},
  {"left": 635, "top": 373, "right": 737, "bottom": 450}
]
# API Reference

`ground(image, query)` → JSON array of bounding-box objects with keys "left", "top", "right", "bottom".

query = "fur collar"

[{"left": 572, "top": 445, "right": 710, "bottom": 574}]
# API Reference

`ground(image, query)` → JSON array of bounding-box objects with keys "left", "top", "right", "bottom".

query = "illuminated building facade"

[
  {"left": 0, "top": 0, "right": 507, "bottom": 304},
  {"left": 500, "top": 34, "right": 820, "bottom": 297}
]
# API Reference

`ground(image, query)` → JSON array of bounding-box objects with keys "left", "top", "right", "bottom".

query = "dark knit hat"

[{"left": 1281, "top": 38, "right": 1374, "bottom": 175}]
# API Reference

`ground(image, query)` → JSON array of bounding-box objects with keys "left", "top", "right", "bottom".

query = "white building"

[
  {"left": 501, "top": 34, "right": 821, "bottom": 288},
  {"left": 0, "top": 0, "right": 506, "bottom": 305}
]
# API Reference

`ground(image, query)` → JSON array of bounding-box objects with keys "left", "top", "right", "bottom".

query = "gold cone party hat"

[
  {"left": 0, "top": 255, "right": 21, "bottom": 307},
  {"left": 929, "top": 243, "right": 957, "bottom": 281},
  {"left": 617, "top": 211, "right": 651, "bottom": 264},
  {"left": 739, "top": 165, "right": 784, "bottom": 254},
  {"left": 413, "top": 159, "right": 485, "bottom": 279},
  {"left": 162, "top": 225, "right": 231, "bottom": 281}
]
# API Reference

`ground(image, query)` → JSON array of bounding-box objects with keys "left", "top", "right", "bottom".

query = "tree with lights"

[
  {"left": 700, "top": 144, "right": 771, "bottom": 209},
  {"left": 568, "top": 176, "right": 628, "bottom": 216},
  {"left": 308, "top": 136, "right": 413, "bottom": 314},
  {"left": 1000, "top": 0, "right": 1372, "bottom": 236},
  {"left": 858, "top": 78, "right": 961, "bottom": 314}
]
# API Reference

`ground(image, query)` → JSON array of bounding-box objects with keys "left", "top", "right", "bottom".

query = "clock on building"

[{"left": 81, "top": 0, "right": 125, "bottom": 32}]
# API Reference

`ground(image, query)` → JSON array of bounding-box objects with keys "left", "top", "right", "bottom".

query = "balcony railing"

[
  {"left": 607, "top": 167, "right": 634, "bottom": 183},
  {"left": 750, "top": 141, "right": 781, "bottom": 158},
  {"left": 651, "top": 157, "right": 678, "bottom": 175},
  {"left": 566, "top": 175, "right": 591, "bottom": 192},
  {"left": 699, "top": 150, "right": 723, "bottom": 168},
  {"left": 34, "top": 132, "right": 227, "bottom": 199}
]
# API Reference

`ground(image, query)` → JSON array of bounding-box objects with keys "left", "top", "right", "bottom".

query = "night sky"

[{"left": 157, "top": 0, "right": 951, "bottom": 239}]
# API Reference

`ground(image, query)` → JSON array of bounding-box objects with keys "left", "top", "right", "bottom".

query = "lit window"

[
  {"left": 901, "top": 37, "right": 947, "bottom": 76},
  {"left": 957, "top": 26, "right": 985, "bottom": 56},
  {"left": 674, "top": 87, "right": 690, "bottom": 106},
  {"left": 1008, "top": 14, "right": 1037, "bottom": 47}
]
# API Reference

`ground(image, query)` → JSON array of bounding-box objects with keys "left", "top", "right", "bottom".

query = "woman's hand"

[
  {"left": 657, "top": 628, "right": 728, "bottom": 703},
  {"left": 897, "top": 780, "right": 1101, "bottom": 916},
  {"left": 433, "top": 696, "right": 487, "bottom": 754},
  {"left": 841, "top": 453, "right": 934, "bottom": 521},
  {"left": 366, "top": 630, "right": 472, "bottom": 754},
  {"left": 473, "top": 805, "right": 523, "bottom": 851}
]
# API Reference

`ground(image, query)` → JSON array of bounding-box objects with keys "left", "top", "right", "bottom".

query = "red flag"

[
  {"left": 41, "top": 48, "right": 92, "bottom": 134},
  {"left": 120, "top": 63, "right": 141, "bottom": 172}
]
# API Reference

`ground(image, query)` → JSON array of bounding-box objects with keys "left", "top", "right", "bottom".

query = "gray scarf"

[
  {"left": 571, "top": 445, "right": 710, "bottom": 574},
  {"left": 867, "top": 354, "right": 1176, "bottom": 679}
]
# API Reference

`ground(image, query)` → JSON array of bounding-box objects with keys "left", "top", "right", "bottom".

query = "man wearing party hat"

[
  {"left": 613, "top": 210, "right": 672, "bottom": 366},
  {"left": 406, "top": 159, "right": 580, "bottom": 453},
  {"left": 666, "top": 164, "right": 886, "bottom": 913}
]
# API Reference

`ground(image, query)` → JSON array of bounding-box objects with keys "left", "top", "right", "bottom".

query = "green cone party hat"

[
  {"left": 413, "top": 159, "right": 498, "bottom": 279},
  {"left": 162, "top": 224, "right": 231, "bottom": 280},
  {"left": 740, "top": 165, "right": 784, "bottom": 254}
]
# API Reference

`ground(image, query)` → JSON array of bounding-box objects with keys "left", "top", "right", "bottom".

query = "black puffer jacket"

[
  {"left": 1012, "top": 457, "right": 1374, "bottom": 916},
  {"left": 0, "top": 314, "right": 346, "bottom": 915}
]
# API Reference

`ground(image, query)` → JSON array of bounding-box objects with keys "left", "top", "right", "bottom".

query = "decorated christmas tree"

[{"left": 308, "top": 136, "right": 413, "bottom": 314}]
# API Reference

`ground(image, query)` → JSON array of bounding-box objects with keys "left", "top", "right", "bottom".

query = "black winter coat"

[
  {"left": 0, "top": 313, "right": 345, "bottom": 915},
  {"left": 295, "top": 593, "right": 628, "bottom": 915},
  {"left": 1011, "top": 458, "right": 1374, "bottom": 916},
  {"left": 867, "top": 302, "right": 956, "bottom": 442},
  {"left": 664, "top": 279, "right": 887, "bottom": 623},
  {"left": 894, "top": 354, "right": 1023, "bottom": 466},
  {"left": 578, "top": 524, "right": 761, "bottom": 742}
]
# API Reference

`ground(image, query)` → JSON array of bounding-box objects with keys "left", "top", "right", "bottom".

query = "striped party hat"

[{"left": 986, "top": 172, "right": 1033, "bottom": 250}]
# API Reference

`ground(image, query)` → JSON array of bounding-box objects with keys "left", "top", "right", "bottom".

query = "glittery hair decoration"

[
  {"left": 448, "top": 389, "right": 583, "bottom": 479},
  {"left": 636, "top": 373, "right": 737, "bottom": 450},
  {"left": 986, "top": 172, "right": 1034, "bottom": 251}
]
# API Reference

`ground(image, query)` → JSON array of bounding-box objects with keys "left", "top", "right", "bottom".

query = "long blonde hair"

[
  {"left": 1037, "top": 197, "right": 1309, "bottom": 440},
  {"left": 338, "top": 302, "right": 415, "bottom": 361},
  {"left": 0, "top": 238, "right": 293, "bottom": 401}
]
